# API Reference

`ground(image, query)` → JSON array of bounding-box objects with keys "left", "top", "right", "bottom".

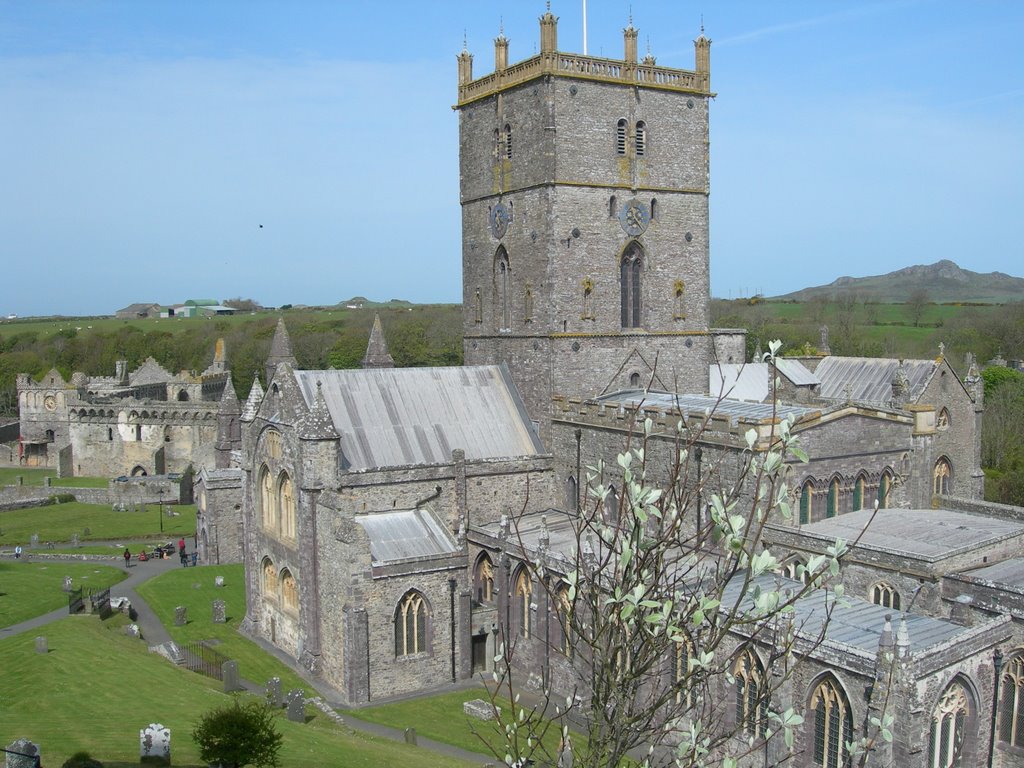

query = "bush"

[
  {"left": 192, "top": 697, "right": 283, "bottom": 768},
  {"left": 49, "top": 492, "right": 76, "bottom": 504},
  {"left": 62, "top": 752, "right": 103, "bottom": 768}
]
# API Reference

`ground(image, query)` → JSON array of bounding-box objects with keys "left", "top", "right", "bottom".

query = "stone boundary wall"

[
  {"left": 938, "top": 494, "right": 1024, "bottom": 522},
  {"left": 0, "top": 478, "right": 184, "bottom": 508}
]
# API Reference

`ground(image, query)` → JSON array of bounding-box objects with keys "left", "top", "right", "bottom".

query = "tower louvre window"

[
  {"left": 504, "top": 123, "right": 513, "bottom": 159},
  {"left": 616, "top": 119, "right": 627, "bottom": 155},
  {"left": 635, "top": 121, "right": 647, "bottom": 156}
]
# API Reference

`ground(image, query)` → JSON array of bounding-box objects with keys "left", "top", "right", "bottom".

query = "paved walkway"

[{"left": 1, "top": 552, "right": 498, "bottom": 765}]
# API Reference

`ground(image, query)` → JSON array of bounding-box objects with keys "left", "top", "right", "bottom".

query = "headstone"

[
  {"left": 214, "top": 575, "right": 225, "bottom": 587},
  {"left": 83, "top": 527, "right": 91, "bottom": 537},
  {"left": 34, "top": 636, "right": 47, "bottom": 654},
  {"left": 29, "top": 534, "right": 39, "bottom": 549},
  {"left": 125, "top": 623, "right": 141, "bottom": 639},
  {"left": 266, "top": 677, "right": 282, "bottom": 707},
  {"left": 43, "top": 476, "right": 52, "bottom": 487},
  {"left": 463, "top": 699, "right": 498, "bottom": 720},
  {"left": 139, "top": 723, "right": 171, "bottom": 766},
  {"left": 15, "top": 475, "right": 23, "bottom": 486},
  {"left": 404, "top": 727, "right": 417, "bottom": 746},
  {"left": 212, "top": 599, "right": 226, "bottom": 624},
  {"left": 62, "top": 576, "right": 73, "bottom": 592},
  {"left": 222, "top": 660, "right": 241, "bottom": 693},
  {"left": 4, "top": 738, "right": 40, "bottom": 768},
  {"left": 70, "top": 533, "right": 80, "bottom": 548},
  {"left": 174, "top": 606, "right": 187, "bottom": 626},
  {"left": 286, "top": 689, "right": 305, "bottom": 722}
]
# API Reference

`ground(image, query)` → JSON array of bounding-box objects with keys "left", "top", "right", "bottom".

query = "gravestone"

[
  {"left": 285, "top": 689, "right": 305, "bottom": 722},
  {"left": 125, "top": 624, "right": 141, "bottom": 639},
  {"left": 266, "top": 677, "right": 282, "bottom": 707},
  {"left": 174, "top": 606, "right": 187, "bottom": 626},
  {"left": 29, "top": 534, "right": 39, "bottom": 549},
  {"left": 404, "top": 727, "right": 417, "bottom": 746},
  {"left": 139, "top": 723, "right": 170, "bottom": 766},
  {"left": 463, "top": 699, "right": 498, "bottom": 720},
  {"left": 62, "top": 576, "right": 73, "bottom": 592},
  {"left": 34, "top": 636, "right": 47, "bottom": 654},
  {"left": 70, "top": 533, "right": 79, "bottom": 548},
  {"left": 222, "top": 660, "right": 241, "bottom": 693},
  {"left": 43, "top": 476, "right": 51, "bottom": 487},
  {"left": 212, "top": 600, "right": 226, "bottom": 623},
  {"left": 214, "top": 575, "right": 225, "bottom": 587},
  {"left": 4, "top": 738, "right": 40, "bottom": 768}
]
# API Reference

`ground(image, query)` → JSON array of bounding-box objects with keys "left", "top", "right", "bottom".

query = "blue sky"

[{"left": 1, "top": 1, "right": 1021, "bottom": 316}]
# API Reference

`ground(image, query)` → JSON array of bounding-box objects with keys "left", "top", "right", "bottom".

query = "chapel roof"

[
  {"left": 813, "top": 356, "right": 937, "bottom": 404},
  {"left": 356, "top": 509, "right": 459, "bottom": 564}
]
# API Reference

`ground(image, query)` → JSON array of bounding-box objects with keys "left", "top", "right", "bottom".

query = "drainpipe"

[
  {"left": 695, "top": 446, "right": 703, "bottom": 536},
  {"left": 989, "top": 648, "right": 1003, "bottom": 768},
  {"left": 449, "top": 578, "right": 457, "bottom": 682},
  {"left": 574, "top": 429, "right": 582, "bottom": 513}
]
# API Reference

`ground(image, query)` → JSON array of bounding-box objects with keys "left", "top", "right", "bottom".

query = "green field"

[
  {"left": 0, "top": 615, "right": 475, "bottom": 767},
  {"left": 0, "top": 467, "right": 110, "bottom": 488},
  {"left": 0, "top": 501, "right": 197, "bottom": 545},
  {"left": 0, "top": 560, "right": 127, "bottom": 627}
]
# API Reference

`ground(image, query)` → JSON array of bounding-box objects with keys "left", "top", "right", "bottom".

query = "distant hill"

[
  {"left": 773, "top": 260, "right": 1024, "bottom": 303},
  {"left": 333, "top": 296, "right": 415, "bottom": 309}
]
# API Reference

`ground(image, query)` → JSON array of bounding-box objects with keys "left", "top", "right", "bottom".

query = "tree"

[
  {"left": 481, "top": 342, "right": 889, "bottom": 768},
  {"left": 192, "top": 698, "right": 283, "bottom": 768},
  {"left": 907, "top": 288, "right": 930, "bottom": 328}
]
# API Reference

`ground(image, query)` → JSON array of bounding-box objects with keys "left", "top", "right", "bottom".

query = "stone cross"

[
  {"left": 174, "top": 606, "right": 187, "bottom": 626},
  {"left": 34, "top": 636, "right": 47, "bottom": 654},
  {"left": 4, "top": 738, "right": 40, "bottom": 768},
  {"left": 266, "top": 677, "right": 282, "bottom": 707},
  {"left": 212, "top": 599, "right": 226, "bottom": 624},
  {"left": 286, "top": 689, "right": 305, "bottom": 722},
  {"left": 139, "top": 723, "right": 171, "bottom": 766},
  {"left": 222, "top": 660, "right": 241, "bottom": 693}
]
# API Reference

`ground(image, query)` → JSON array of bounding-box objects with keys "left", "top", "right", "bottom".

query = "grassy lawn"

[
  {"left": 0, "top": 467, "right": 110, "bottom": 488},
  {"left": 0, "top": 615, "right": 476, "bottom": 767},
  {"left": 0, "top": 501, "right": 197, "bottom": 544},
  {"left": 137, "top": 564, "right": 313, "bottom": 695},
  {"left": 0, "top": 560, "right": 127, "bottom": 627}
]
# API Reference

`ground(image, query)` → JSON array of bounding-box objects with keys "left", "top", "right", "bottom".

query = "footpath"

[{"left": 1, "top": 551, "right": 496, "bottom": 766}]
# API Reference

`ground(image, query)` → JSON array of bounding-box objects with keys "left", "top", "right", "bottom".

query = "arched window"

[
  {"left": 473, "top": 288, "right": 482, "bottom": 324},
  {"left": 504, "top": 123, "right": 513, "bottom": 160},
  {"left": 474, "top": 553, "right": 494, "bottom": 604},
  {"left": 878, "top": 470, "right": 892, "bottom": 508},
  {"left": 495, "top": 248, "right": 511, "bottom": 332},
  {"left": 635, "top": 120, "right": 647, "bottom": 156},
  {"left": 934, "top": 458, "right": 952, "bottom": 496},
  {"left": 395, "top": 590, "right": 429, "bottom": 656},
  {"left": 800, "top": 481, "right": 813, "bottom": 524},
  {"left": 650, "top": 197, "right": 657, "bottom": 220},
  {"left": 177, "top": 390, "right": 189, "bottom": 402},
  {"left": 929, "top": 680, "right": 971, "bottom": 768},
  {"left": 524, "top": 285, "right": 534, "bottom": 322},
  {"left": 735, "top": 650, "right": 767, "bottom": 738},
  {"left": 620, "top": 242, "right": 643, "bottom": 328},
  {"left": 259, "top": 465, "right": 276, "bottom": 531},
  {"left": 107, "top": 427, "right": 113, "bottom": 441},
  {"left": 566, "top": 475, "right": 578, "bottom": 512},
  {"left": 280, "top": 569, "right": 298, "bottom": 612},
  {"left": 870, "top": 582, "right": 901, "bottom": 610},
  {"left": 853, "top": 474, "right": 866, "bottom": 511},
  {"left": 937, "top": 408, "right": 950, "bottom": 430},
  {"left": 629, "top": 372, "right": 641, "bottom": 387},
  {"left": 998, "top": 653, "right": 1024, "bottom": 747},
  {"left": 810, "top": 677, "right": 853, "bottom": 768},
  {"left": 782, "top": 557, "right": 810, "bottom": 585},
  {"left": 513, "top": 567, "right": 532, "bottom": 638},
  {"left": 278, "top": 473, "right": 295, "bottom": 539},
  {"left": 826, "top": 478, "right": 840, "bottom": 518},
  {"left": 609, "top": 195, "right": 617, "bottom": 217},
  {"left": 135, "top": 424, "right": 142, "bottom": 441},
  {"left": 556, "top": 587, "right": 573, "bottom": 657},
  {"left": 616, "top": 119, "right": 627, "bottom": 155},
  {"left": 261, "top": 557, "right": 276, "bottom": 601}
]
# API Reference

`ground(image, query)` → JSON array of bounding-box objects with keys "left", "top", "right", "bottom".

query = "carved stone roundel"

[
  {"left": 489, "top": 202, "right": 510, "bottom": 239},
  {"left": 619, "top": 199, "right": 650, "bottom": 236}
]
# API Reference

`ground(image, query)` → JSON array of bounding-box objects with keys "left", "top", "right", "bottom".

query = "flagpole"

[{"left": 582, "top": 0, "right": 588, "bottom": 54}]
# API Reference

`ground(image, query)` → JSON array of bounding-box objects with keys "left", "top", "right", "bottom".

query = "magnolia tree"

[{"left": 480, "top": 342, "right": 892, "bottom": 768}]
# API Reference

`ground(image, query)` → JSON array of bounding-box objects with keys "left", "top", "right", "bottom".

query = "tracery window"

[
  {"left": 474, "top": 553, "right": 494, "bottom": 604},
  {"left": 556, "top": 587, "right": 573, "bottom": 657},
  {"left": 937, "top": 408, "right": 950, "bottom": 430},
  {"left": 929, "top": 680, "right": 971, "bottom": 768},
  {"left": 280, "top": 569, "right": 298, "bottom": 612},
  {"left": 513, "top": 567, "right": 532, "bottom": 638},
  {"left": 800, "top": 480, "right": 813, "bottom": 524},
  {"left": 278, "top": 473, "right": 295, "bottom": 540},
  {"left": 998, "top": 653, "right": 1024, "bottom": 747},
  {"left": 826, "top": 478, "right": 840, "bottom": 518},
  {"left": 261, "top": 557, "right": 276, "bottom": 601},
  {"left": 620, "top": 243, "right": 643, "bottom": 328},
  {"left": 264, "top": 429, "right": 283, "bottom": 459},
  {"left": 934, "top": 458, "right": 952, "bottom": 496},
  {"left": 259, "top": 465, "right": 276, "bottom": 531},
  {"left": 870, "top": 582, "right": 901, "bottom": 610},
  {"left": 782, "top": 557, "right": 810, "bottom": 585},
  {"left": 735, "top": 650, "right": 767, "bottom": 738},
  {"left": 853, "top": 474, "right": 866, "bottom": 511},
  {"left": 395, "top": 590, "right": 429, "bottom": 656},
  {"left": 810, "top": 677, "right": 852, "bottom": 768},
  {"left": 495, "top": 248, "right": 511, "bottom": 332}
]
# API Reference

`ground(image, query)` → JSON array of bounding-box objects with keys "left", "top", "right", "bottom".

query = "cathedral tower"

[{"left": 457, "top": 11, "right": 744, "bottom": 437}]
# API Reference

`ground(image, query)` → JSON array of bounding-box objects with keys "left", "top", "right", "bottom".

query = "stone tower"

[
  {"left": 457, "top": 11, "right": 744, "bottom": 437},
  {"left": 215, "top": 376, "right": 241, "bottom": 468}
]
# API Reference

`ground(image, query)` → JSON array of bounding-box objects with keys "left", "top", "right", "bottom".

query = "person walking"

[
  {"left": 14, "top": 545, "right": 22, "bottom": 559},
  {"left": 123, "top": 548, "right": 131, "bottom": 568}
]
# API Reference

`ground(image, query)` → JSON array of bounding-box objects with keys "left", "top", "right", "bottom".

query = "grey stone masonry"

[
  {"left": 266, "top": 676, "right": 282, "bottom": 707},
  {"left": 285, "top": 689, "right": 305, "bottom": 723},
  {"left": 174, "top": 606, "right": 187, "bottom": 626},
  {"left": 222, "top": 660, "right": 241, "bottom": 693}
]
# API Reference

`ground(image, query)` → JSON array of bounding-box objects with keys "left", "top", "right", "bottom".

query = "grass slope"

[
  {"left": 0, "top": 468, "right": 109, "bottom": 488},
  {"left": 0, "top": 501, "right": 196, "bottom": 544},
  {"left": 0, "top": 560, "right": 127, "bottom": 627},
  {"left": 0, "top": 616, "right": 474, "bottom": 767}
]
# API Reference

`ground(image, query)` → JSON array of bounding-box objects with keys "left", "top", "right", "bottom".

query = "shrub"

[
  {"left": 192, "top": 697, "right": 283, "bottom": 768},
  {"left": 49, "top": 492, "right": 76, "bottom": 504},
  {"left": 62, "top": 752, "right": 103, "bottom": 768}
]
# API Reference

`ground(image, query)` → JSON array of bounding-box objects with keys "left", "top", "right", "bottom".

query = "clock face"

[
  {"left": 43, "top": 395, "right": 57, "bottom": 412},
  {"left": 489, "top": 202, "right": 510, "bottom": 239},
  {"left": 619, "top": 199, "right": 651, "bottom": 236}
]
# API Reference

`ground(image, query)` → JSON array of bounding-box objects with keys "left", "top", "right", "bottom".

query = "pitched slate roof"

[
  {"left": 813, "top": 356, "right": 937, "bottom": 403},
  {"left": 130, "top": 357, "right": 174, "bottom": 386},
  {"left": 355, "top": 509, "right": 458, "bottom": 564},
  {"left": 292, "top": 365, "right": 542, "bottom": 470}
]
